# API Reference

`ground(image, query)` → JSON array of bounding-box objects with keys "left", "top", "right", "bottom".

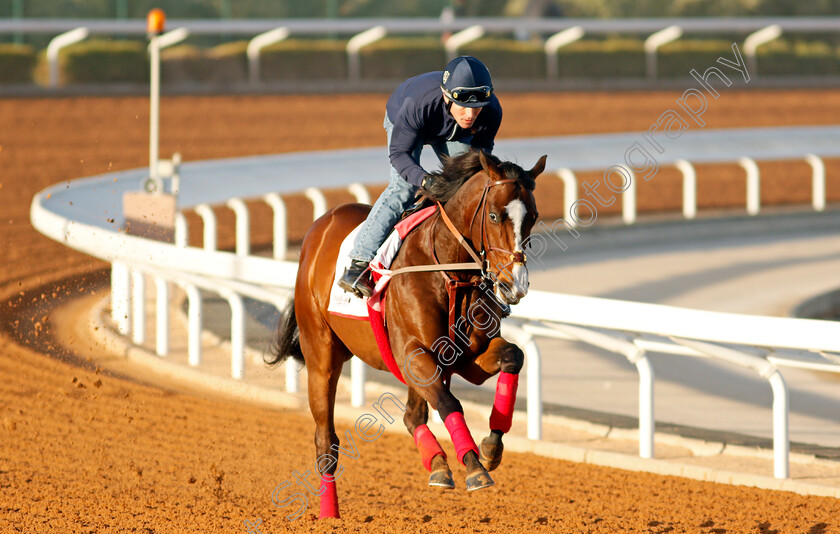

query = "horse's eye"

[{"left": 489, "top": 212, "right": 499, "bottom": 223}]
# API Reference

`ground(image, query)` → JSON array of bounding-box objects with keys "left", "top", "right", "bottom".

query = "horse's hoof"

[
  {"left": 465, "top": 469, "right": 495, "bottom": 491},
  {"left": 428, "top": 469, "right": 455, "bottom": 489},
  {"left": 479, "top": 435, "right": 504, "bottom": 472}
]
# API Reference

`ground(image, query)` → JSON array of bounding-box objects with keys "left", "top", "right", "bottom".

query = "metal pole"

[
  {"left": 634, "top": 355, "right": 655, "bottom": 459},
  {"left": 131, "top": 269, "right": 146, "bottom": 345},
  {"left": 115, "top": 0, "right": 128, "bottom": 19},
  {"left": 739, "top": 157, "right": 761, "bottom": 216},
  {"left": 675, "top": 159, "right": 697, "bottom": 219},
  {"left": 228, "top": 293, "right": 246, "bottom": 379},
  {"left": 186, "top": 285, "right": 202, "bottom": 367},
  {"left": 644, "top": 25, "right": 682, "bottom": 79},
  {"left": 111, "top": 261, "right": 131, "bottom": 335},
  {"left": 351, "top": 358, "right": 366, "bottom": 407},
  {"left": 149, "top": 33, "right": 160, "bottom": 181},
  {"left": 805, "top": 154, "right": 826, "bottom": 212},
  {"left": 264, "top": 193, "right": 287, "bottom": 260},
  {"left": 557, "top": 168, "right": 578, "bottom": 227},
  {"left": 226, "top": 198, "right": 251, "bottom": 257},
  {"left": 13, "top": 0, "right": 24, "bottom": 45},
  {"left": 155, "top": 277, "right": 169, "bottom": 356},
  {"left": 621, "top": 167, "right": 636, "bottom": 225}
]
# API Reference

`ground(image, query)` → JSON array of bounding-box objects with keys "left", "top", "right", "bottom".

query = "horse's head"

[
  {"left": 470, "top": 151, "right": 546, "bottom": 305},
  {"left": 425, "top": 150, "right": 547, "bottom": 306}
]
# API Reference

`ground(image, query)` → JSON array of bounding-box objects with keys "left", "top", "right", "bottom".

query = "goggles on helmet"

[{"left": 443, "top": 85, "right": 493, "bottom": 105}]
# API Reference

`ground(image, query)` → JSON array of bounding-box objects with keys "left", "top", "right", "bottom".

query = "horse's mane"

[{"left": 420, "top": 149, "right": 535, "bottom": 202}]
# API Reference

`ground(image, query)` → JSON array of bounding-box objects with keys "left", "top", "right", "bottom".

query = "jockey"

[{"left": 338, "top": 55, "right": 503, "bottom": 298}]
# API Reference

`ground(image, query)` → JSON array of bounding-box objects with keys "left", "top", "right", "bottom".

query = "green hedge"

[
  {"left": 756, "top": 40, "right": 840, "bottom": 76},
  {"left": 18, "top": 37, "right": 840, "bottom": 87},
  {"left": 554, "top": 39, "right": 646, "bottom": 78},
  {"left": 0, "top": 44, "right": 36, "bottom": 84},
  {"left": 658, "top": 40, "right": 734, "bottom": 78},
  {"left": 203, "top": 41, "right": 249, "bottom": 84},
  {"left": 360, "top": 38, "right": 446, "bottom": 79},
  {"left": 461, "top": 37, "right": 546, "bottom": 79},
  {"left": 60, "top": 39, "right": 147, "bottom": 84},
  {"left": 161, "top": 44, "right": 213, "bottom": 84},
  {"left": 261, "top": 39, "right": 347, "bottom": 81}
]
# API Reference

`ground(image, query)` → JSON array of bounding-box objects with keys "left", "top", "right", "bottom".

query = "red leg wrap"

[
  {"left": 489, "top": 371, "right": 519, "bottom": 433},
  {"left": 318, "top": 475, "right": 340, "bottom": 519},
  {"left": 443, "top": 412, "right": 479, "bottom": 465},
  {"left": 413, "top": 424, "right": 446, "bottom": 472}
]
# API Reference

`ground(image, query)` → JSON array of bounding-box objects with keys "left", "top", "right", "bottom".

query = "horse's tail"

[{"left": 266, "top": 297, "right": 304, "bottom": 366}]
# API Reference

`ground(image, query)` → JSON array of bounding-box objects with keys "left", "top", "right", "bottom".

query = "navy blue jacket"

[{"left": 385, "top": 71, "right": 502, "bottom": 187}]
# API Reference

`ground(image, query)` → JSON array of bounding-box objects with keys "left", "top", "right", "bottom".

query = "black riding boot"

[{"left": 337, "top": 259, "right": 374, "bottom": 298}]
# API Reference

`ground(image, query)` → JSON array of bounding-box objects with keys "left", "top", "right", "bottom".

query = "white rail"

[
  {"left": 14, "top": 17, "right": 840, "bottom": 85},
  {"left": 7, "top": 17, "right": 840, "bottom": 36},
  {"left": 30, "top": 128, "right": 840, "bottom": 479},
  {"left": 46, "top": 27, "right": 88, "bottom": 87}
]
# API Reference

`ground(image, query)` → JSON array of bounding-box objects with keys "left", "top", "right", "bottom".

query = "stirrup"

[{"left": 338, "top": 261, "right": 374, "bottom": 298}]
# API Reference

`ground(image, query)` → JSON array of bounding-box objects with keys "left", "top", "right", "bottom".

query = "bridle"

[{"left": 466, "top": 175, "right": 528, "bottom": 279}]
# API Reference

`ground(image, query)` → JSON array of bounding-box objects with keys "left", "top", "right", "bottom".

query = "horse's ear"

[
  {"left": 529, "top": 155, "right": 547, "bottom": 180},
  {"left": 478, "top": 149, "right": 501, "bottom": 179}
]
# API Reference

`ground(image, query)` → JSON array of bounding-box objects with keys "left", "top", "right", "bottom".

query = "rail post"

[
  {"left": 227, "top": 292, "right": 246, "bottom": 379},
  {"left": 744, "top": 24, "right": 782, "bottom": 77},
  {"left": 263, "top": 193, "right": 287, "bottom": 260},
  {"left": 644, "top": 25, "right": 682, "bottom": 79},
  {"left": 545, "top": 26, "right": 584, "bottom": 79},
  {"left": 131, "top": 269, "right": 146, "bottom": 345},
  {"left": 47, "top": 27, "right": 89, "bottom": 88},
  {"left": 111, "top": 262, "right": 131, "bottom": 336},
  {"left": 739, "top": 157, "right": 760, "bottom": 215},
  {"left": 620, "top": 166, "right": 636, "bottom": 225},
  {"left": 675, "top": 159, "right": 697, "bottom": 219},
  {"left": 186, "top": 284, "right": 202, "bottom": 366},
  {"left": 247, "top": 27, "right": 289, "bottom": 85},
  {"left": 304, "top": 187, "right": 328, "bottom": 219},
  {"left": 445, "top": 25, "right": 485, "bottom": 61},
  {"left": 226, "top": 198, "right": 251, "bottom": 257},
  {"left": 557, "top": 168, "right": 578, "bottom": 227},
  {"left": 195, "top": 204, "right": 218, "bottom": 251},
  {"left": 155, "top": 277, "right": 169, "bottom": 356},
  {"left": 672, "top": 338, "right": 789, "bottom": 478},
  {"left": 805, "top": 154, "right": 826, "bottom": 212},
  {"left": 347, "top": 26, "right": 387, "bottom": 81}
]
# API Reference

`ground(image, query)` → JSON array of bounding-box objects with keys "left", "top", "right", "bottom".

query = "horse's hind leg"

[
  {"left": 301, "top": 322, "right": 350, "bottom": 519},
  {"left": 404, "top": 388, "right": 454, "bottom": 489}
]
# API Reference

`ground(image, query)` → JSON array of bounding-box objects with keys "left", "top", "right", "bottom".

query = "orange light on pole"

[{"left": 147, "top": 8, "right": 166, "bottom": 36}]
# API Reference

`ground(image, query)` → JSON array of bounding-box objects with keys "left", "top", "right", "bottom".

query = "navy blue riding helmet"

[{"left": 440, "top": 56, "right": 494, "bottom": 108}]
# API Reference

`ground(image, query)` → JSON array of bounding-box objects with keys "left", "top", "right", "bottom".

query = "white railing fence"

[
  {"left": 6, "top": 17, "right": 840, "bottom": 86},
  {"left": 30, "top": 128, "right": 840, "bottom": 479}
]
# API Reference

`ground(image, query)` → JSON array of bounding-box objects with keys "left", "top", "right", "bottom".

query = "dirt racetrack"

[{"left": 2, "top": 88, "right": 840, "bottom": 533}]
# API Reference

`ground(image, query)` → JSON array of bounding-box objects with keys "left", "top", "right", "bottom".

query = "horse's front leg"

[
  {"left": 403, "top": 388, "right": 455, "bottom": 489},
  {"left": 456, "top": 336, "right": 524, "bottom": 471},
  {"left": 403, "top": 347, "right": 494, "bottom": 491}
]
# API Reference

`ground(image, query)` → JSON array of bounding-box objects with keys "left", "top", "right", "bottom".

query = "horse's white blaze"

[{"left": 505, "top": 199, "right": 529, "bottom": 298}]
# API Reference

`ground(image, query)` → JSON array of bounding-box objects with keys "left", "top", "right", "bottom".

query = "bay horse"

[{"left": 267, "top": 149, "right": 546, "bottom": 519}]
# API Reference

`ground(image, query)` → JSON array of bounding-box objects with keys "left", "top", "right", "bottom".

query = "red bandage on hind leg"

[
  {"left": 443, "top": 412, "right": 479, "bottom": 465},
  {"left": 413, "top": 424, "right": 446, "bottom": 472},
  {"left": 318, "top": 475, "right": 340, "bottom": 519},
  {"left": 489, "top": 371, "right": 519, "bottom": 433}
]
